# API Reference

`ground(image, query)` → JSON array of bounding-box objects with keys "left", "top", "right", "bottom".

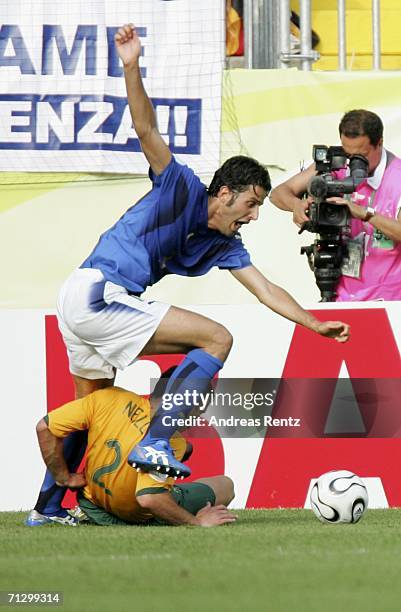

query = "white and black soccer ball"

[{"left": 310, "top": 470, "right": 368, "bottom": 524}]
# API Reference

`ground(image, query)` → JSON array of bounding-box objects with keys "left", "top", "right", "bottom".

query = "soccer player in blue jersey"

[{"left": 28, "top": 24, "right": 350, "bottom": 525}]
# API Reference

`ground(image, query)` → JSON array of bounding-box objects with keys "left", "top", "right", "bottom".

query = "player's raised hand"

[
  {"left": 115, "top": 24, "right": 141, "bottom": 67},
  {"left": 195, "top": 502, "right": 237, "bottom": 527},
  {"left": 315, "top": 320, "right": 351, "bottom": 343}
]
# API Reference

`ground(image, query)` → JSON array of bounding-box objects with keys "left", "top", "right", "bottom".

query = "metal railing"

[
  {"left": 242, "top": 0, "right": 383, "bottom": 71},
  {"left": 337, "top": 0, "right": 382, "bottom": 70},
  {"left": 278, "top": 0, "right": 319, "bottom": 70}
]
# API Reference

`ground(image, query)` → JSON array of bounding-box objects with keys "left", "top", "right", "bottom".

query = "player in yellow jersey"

[{"left": 27, "top": 385, "right": 236, "bottom": 527}]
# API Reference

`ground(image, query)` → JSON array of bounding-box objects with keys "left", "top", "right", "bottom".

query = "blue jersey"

[{"left": 81, "top": 157, "right": 251, "bottom": 294}]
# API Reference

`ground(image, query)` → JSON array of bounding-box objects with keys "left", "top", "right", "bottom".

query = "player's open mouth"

[{"left": 234, "top": 221, "right": 248, "bottom": 230}]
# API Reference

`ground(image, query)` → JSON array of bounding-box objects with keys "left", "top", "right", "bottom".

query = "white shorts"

[{"left": 57, "top": 268, "right": 170, "bottom": 379}]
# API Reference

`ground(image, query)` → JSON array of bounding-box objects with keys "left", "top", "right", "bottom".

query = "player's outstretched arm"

[
  {"left": 136, "top": 491, "right": 236, "bottom": 527},
  {"left": 270, "top": 164, "right": 316, "bottom": 226},
  {"left": 36, "top": 418, "right": 86, "bottom": 489},
  {"left": 231, "top": 265, "right": 350, "bottom": 343},
  {"left": 115, "top": 24, "right": 172, "bottom": 175}
]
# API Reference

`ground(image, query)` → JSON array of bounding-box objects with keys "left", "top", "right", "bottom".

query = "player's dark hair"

[
  {"left": 339, "top": 109, "right": 383, "bottom": 146},
  {"left": 208, "top": 155, "right": 271, "bottom": 197}
]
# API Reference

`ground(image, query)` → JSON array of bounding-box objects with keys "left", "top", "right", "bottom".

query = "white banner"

[{"left": 0, "top": 0, "right": 224, "bottom": 174}]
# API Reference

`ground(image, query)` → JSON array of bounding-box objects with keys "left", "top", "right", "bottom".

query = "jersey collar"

[{"left": 367, "top": 148, "right": 387, "bottom": 190}]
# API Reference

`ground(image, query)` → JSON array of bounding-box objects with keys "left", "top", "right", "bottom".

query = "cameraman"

[{"left": 270, "top": 109, "right": 401, "bottom": 301}]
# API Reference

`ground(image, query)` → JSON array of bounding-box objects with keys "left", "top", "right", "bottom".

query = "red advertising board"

[{"left": 45, "top": 307, "right": 401, "bottom": 508}]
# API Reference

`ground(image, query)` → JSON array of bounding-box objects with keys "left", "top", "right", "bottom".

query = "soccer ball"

[{"left": 310, "top": 470, "right": 368, "bottom": 524}]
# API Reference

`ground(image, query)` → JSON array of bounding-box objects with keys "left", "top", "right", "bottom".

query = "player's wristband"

[{"left": 364, "top": 206, "right": 375, "bottom": 222}]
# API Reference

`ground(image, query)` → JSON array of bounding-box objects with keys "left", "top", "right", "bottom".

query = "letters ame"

[{"left": 0, "top": 24, "right": 147, "bottom": 76}]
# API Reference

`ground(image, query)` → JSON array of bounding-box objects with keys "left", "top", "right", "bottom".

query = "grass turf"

[{"left": 1, "top": 509, "right": 401, "bottom": 612}]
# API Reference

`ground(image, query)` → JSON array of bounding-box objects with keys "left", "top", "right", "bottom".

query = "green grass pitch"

[{"left": 1, "top": 509, "right": 401, "bottom": 612}]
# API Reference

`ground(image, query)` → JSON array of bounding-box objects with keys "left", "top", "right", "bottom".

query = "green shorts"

[{"left": 77, "top": 482, "right": 216, "bottom": 527}]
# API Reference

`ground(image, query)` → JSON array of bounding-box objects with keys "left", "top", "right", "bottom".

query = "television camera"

[{"left": 300, "top": 145, "right": 368, "bottom": 301}]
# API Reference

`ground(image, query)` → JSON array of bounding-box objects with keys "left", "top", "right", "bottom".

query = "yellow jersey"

[{"left": 47, "top": 387, "right": 186, "bottom": 523}]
